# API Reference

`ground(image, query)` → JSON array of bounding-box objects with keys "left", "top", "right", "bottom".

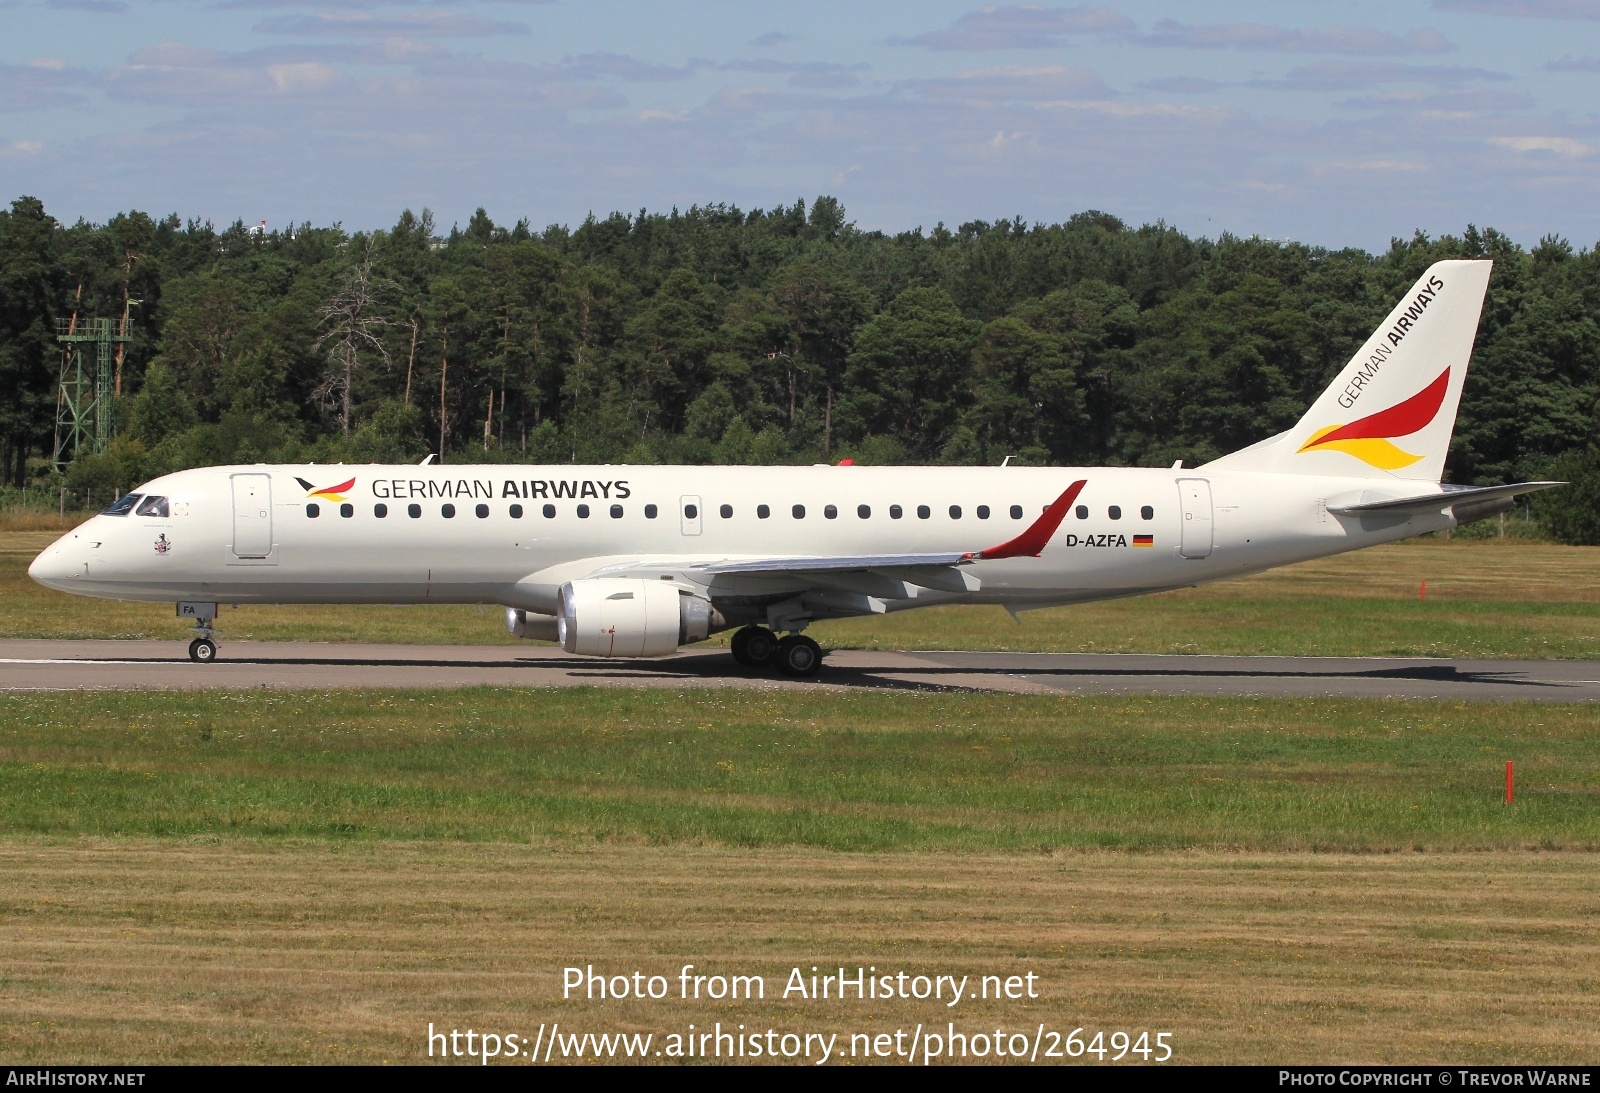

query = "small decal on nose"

[{"left": 153, "top": 534, "right": 172, "bottom": 555}]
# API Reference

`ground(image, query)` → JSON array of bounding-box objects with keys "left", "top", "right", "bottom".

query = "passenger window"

[
  {"left": 890, "top": 505, "right": 903, "bottom": 519},
  {"left": 1108, "top": 506, "right": 1121, "bottom": 520},
  {"left": 719, "top": 504, "right": 733, "bottom": 519},
  {"left": 793, "top": 504, "right": 806, "bottom": 519},
  {"left": 476, "top": 504, "right": 489, "bottom": 519},
  {"left": 577, "top": 504, "right": 591, "bottom": 518},
  {"left": 374, "top": 503, "right": 388, "bottom": 518},
  {"left": 917, "top": 505, "right": 930, "bottom": 520},
  {"left": 611, "top": 504, "right": 624, "bottom": 519},
  {"left": 510, "top": 504, "right": 523, "bottom": 519},
  {"left": 1075, "top": 505, "right": 1089, "bottom": 519},
  {"left": 340, "top": 503, "right": 354, "bottom": 518},
  {"left": 949, "top": 505, "right": 962, "bottom": 519},
  {"left": 857, "top": 504, "right": 871, "bottom": 519},
  {"left": 1009, "top": 505, "right": 1023, "bottom": 519},
  {"left": 441, "top": 504, "right": 456, "bottom": 519},
  {"left": 135, "top": 495, "right": 169, "bottom": 518},
  {"left": 408, "top": 504, "right": 421, "bottom": 519},
  {"left": 306, "top": 503, "right": 320, "bottom": 518},
  {"left": 684, "top": 503, "right": 698, "bottom": 519},
  {"left": 825, "top": 504, "right": 838, "bottom": 519},
  {"left": 1141, "top": 505, "right": 1154, "bottom": 520},
  {"left": 645, "top": 504, "right": 658, "bottom": 519},
  {"left": 102, "top": 494, "right": 141, "bottom": 516},
  {"left": 757, "top": 504, "right": 770, "bottom": 519},
  {"left": 543, "top": 504, "right": 556, "bottom": 518},
  {"left": 976, "top": 505, "right": 990, "bottom": 519}
]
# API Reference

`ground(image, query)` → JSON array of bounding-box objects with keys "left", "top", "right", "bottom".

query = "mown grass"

[
  {"left": 2, "top": 688, "right": 1595, "bottom": 850},
  {"left": 7, "top": 531, "right": 1600, "bottom": 657},
  {"left": 3, "top": 842, "right": 1597, "bottom": 1064}
]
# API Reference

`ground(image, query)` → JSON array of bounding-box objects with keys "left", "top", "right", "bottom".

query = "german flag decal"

[
  {"left": 1133, "top": 534, "right": 1154, "bottom": 548},
  {"left": 295, "top": 475, "right": 356, "bottom": 502}
]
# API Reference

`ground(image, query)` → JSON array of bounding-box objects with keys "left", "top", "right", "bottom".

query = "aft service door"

[
  {"left": 231, "top": 473, "right": 274, "bottom": 559},
  {"left": 680, "top": 495, "right": 702, "bottom": 536},
  {"left": 1177, "top": 477, "right": 1213, "bottom": 560}
]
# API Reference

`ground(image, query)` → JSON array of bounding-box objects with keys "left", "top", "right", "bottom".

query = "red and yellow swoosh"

[
  {"left": 1297, "top": 368, "right": 1449, "bottom": 470},
  {"left": 296, "top": 475, "right": 356, "bottom": 502}
]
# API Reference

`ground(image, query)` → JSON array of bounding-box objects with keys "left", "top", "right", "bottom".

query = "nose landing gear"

[{"left": 186, "top": 615, "right": 219, "bottom": 663}]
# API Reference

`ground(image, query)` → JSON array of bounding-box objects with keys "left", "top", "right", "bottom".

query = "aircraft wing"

[
  {"left": 1327, "top": 481, "right": 1561, "bottom": 517},
  {"left": 582, "top": 480, "right": 1087, "bottom": 594}
]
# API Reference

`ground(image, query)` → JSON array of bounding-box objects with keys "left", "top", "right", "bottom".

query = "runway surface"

[{"left": 2, "top": 639, "right": 1599, "bottom": 701}]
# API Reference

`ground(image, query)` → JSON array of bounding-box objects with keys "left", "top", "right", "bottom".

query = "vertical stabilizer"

[{"left": 1203, "top": 259, "right": 1492, "bottom": 481}]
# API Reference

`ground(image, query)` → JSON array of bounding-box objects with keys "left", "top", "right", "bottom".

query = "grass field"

[
  {"left": 3, "top": 688, "right": 1595, "bottom": 850},
  {"left": 6, "top": 531, "right": 1600, "bottom": 658},
  {"left": 0, "top": 687, "right": 1597, "bottom": 1064},
  {"left": 2, "top": 842, "right": 1594, "bottom": 1065}
]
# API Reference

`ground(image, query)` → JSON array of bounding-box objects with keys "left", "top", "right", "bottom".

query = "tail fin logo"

[
  {"left": 295, "top": 475, "right": 356, "bottom": 502},
  {"left": 1296, "top": 368, "right": 1450, "bottom": 471}
]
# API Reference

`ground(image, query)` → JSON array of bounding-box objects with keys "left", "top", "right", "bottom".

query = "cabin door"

[
  {"left": 231, "top": 474, "right": 274, "bottom": 559},
  {"left": 1177, "top": 478, "right": 1213, "bottom": 560}
]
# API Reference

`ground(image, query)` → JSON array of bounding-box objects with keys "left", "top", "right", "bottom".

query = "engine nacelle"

[
  {"left": 505, "top": 608, "right": 560, "bottom": 642},
  {"left": 557, "top": 578, "right": 726, "bottom": 658}
]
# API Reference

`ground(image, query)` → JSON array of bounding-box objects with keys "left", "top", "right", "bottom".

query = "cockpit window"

[
  {"left": 101, "top": 494, "right": 142, "bottom": 517},
  {"left": 134, "top": 496, "right": 169, "bottom": 518}
]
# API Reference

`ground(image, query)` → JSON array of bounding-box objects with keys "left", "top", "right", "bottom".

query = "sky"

[{"left": 2, "top": 0, "right": 1599, "bottom": 250}]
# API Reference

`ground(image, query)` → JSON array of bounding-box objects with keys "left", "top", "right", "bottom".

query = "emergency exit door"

[
  {"left": 680, "top": 495, "right": 702, "bottom": 536},
  {"left": 231, "top": 474, "right": 274, "bottom": 559},
  {"left": 1177, "top": 477, "right": 1213, "bottom": 560}
]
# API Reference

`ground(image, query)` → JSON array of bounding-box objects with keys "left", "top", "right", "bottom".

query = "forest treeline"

[{"left": 1, "top": 193, "right": 1597, "bottom": 536}]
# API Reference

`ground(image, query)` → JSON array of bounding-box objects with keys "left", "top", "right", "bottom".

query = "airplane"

[{"left": 29, "top": 258, "right": 1560, "bottom": 677}]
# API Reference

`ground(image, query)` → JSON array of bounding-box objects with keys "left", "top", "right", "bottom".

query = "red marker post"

[{"left": 1505, "top": 761, "right": 1514, "bottom": 805}]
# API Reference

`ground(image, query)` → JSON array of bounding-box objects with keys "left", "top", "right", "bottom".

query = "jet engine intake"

[{"left": 557, "top": 578, "right": 727, "bottom": 658}]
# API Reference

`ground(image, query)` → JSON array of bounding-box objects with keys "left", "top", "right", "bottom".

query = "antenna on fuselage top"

[{"left": 420, "top": 454, "right": 436, "bottom": 465}]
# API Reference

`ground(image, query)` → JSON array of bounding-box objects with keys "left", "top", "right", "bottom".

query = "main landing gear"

[{"left": 730, "top": 626, "right": 823, "bottom": 678}]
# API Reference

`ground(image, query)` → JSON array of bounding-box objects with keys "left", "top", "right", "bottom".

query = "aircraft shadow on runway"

[{"left": 52, "top": 647, "right": 1572, "bottom": 694}]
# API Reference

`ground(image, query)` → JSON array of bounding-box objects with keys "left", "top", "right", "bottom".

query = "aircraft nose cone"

[{"left": 28, "top": 545, "right": 81, "bottom": 590}]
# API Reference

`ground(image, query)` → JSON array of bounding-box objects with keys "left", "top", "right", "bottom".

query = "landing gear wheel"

[
  {"left": 730, "top": 627, "right": 755, "bottom": 666},
  {"left": 775, "top": 634, "right": 823, "bottom": 678},
  {"left": 731, "top": 626, "right": 779, "bottom": 667},
  {"left": 189, "top": 638, "right": 217, "bottom": 663}
]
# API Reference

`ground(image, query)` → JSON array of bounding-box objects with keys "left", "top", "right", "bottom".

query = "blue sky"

[{"left": 3, "top": 1, "right": 1598, "bottom": 249}]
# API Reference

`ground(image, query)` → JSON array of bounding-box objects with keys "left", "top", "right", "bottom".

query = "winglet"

[{"left": 968, "top": 480, "right": 1087, "bottom": 560}]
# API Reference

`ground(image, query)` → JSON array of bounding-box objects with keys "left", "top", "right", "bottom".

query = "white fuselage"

[{"left": 29, "top": 463, "right": 1450, "bottom": 625}]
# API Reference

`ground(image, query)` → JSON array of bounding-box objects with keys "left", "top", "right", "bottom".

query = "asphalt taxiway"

[{"left": 1, "top": 640, "right": 1598, "bottom": 701}]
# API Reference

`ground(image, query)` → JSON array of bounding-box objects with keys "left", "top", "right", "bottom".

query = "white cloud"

[
  {"left": 1545, "top": 55, "right": 1600, "bottom": 71},
  {"left": 1433, "top": 0, "right": 1600, "bottom": 18},
  {"left": 898, "top": 5, "right": 1133, "bottom": 50},
  {"left": 1489, "top": 135, "right": 1594, "bottom": 154},
  {"left": 1138, "top": 21, "right": 1454, "bottom": 55},
  {"left": 1261, "top": 61, "right": 1512, "bottom": 89},
  {"left": 0, "top": 59, "right": 92, "bottom": 112},
  {"left": 267, "top": 62, "right": 340, "bottom": 93},
  {"left": 253, "top": 12, "right": 530, "bottom": 37}
]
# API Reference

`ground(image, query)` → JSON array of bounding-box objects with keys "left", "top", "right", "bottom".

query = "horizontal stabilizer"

[{"left": 1327, "top": 481, "right": 1562, "bottom": 518}]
